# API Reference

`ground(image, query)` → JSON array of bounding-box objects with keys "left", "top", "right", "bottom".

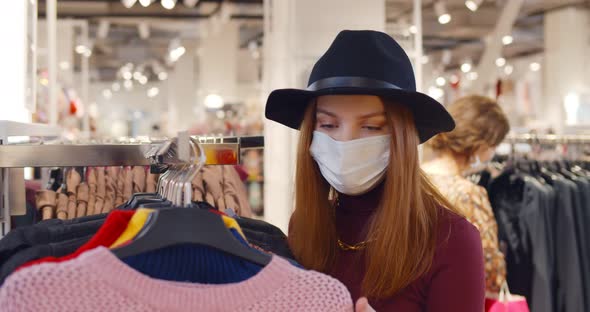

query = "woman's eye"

[
  {"left": 363, "top": 126, "right": 382, "bottom": 131},
  {"left": 319, "top": 123, "right": 337, "bottom": 129}
]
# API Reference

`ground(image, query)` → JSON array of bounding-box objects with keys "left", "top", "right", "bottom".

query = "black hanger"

[
  {"left": 111, "top": 208, "right": 271, "bottom": 267},
  {"left": 124, "top": 193, "right": 163, "bottom": 210},
  {"left": 138, "top": 200, "right": 173, "bottom": 209}
]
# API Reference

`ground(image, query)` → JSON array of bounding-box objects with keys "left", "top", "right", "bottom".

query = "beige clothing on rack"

[
  {"left": 115, "top": 168, "right": 125, "bottom": 207},
  {"left": 191, "top": 166, "right": 252, "bottom": 217},
  {"left": 132, "top": 166, "right": 146, "bottom": 194},
  {"left": 66, "top": 170, "right": 81, "bottom": 220},
  {"left": 123, "top": 167, "right": 133, "bottom": 201},
  {"left": 146, "top": 173, "right": 158, "bottom": 193},
  {"left": 76, "top": 183, "right": 89, "bottom": 218},
  {"left": 103, "top": 167, "right": 118, "bottom": 213},
  {"left": 86, "top": 168, "right": 97, "bottom": 216},
  {"left": 35, "top": 190, "right": 56, "bottom": 220},
  {"left": 56, "top": 192, "right": 68, "bottom": 220},
  {"left": 222, "top": 166, "right": 253, "bottom": 218},
  {"left": 94, "top": 168, "right": 106, "bottom": 215}
]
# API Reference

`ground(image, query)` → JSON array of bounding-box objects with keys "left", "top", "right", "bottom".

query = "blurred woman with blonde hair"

[{"left": 423, "top": 94, "right": 510, "bottom": 296}]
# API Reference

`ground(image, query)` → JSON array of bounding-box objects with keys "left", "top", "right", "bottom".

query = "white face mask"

[{"left": 309, "top": 131, "right": 391, "bottom": 195}]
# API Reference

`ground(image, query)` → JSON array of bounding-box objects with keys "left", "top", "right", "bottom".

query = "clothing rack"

[
  {"left": 0, "top": 136, "right": 264, "bottom": 168},
  {"left": 0, "top": 123, "right": 264, "bottom": 237},
  {"left": 505, "top": 134, "right": 590, "bottom": 145},
  {"left": 487, "top": 135, "right": 590, "bottom": 311},
  {"left": 499, "top": 134, "right": 590, "bottom": 158}
]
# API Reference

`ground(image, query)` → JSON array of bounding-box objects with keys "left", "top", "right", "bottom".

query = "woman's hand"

[{"left": 355, "top": 297, "right": 376, "bottom": 312}]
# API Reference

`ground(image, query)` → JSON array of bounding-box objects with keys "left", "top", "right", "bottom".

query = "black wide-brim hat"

[{"left": 265, "top": 30, "right": 455, "bottom": 143}]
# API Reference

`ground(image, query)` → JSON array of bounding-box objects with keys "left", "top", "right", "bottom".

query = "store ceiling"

[{"left": 38, "top": 0, "right": 588, "bottom": 81}]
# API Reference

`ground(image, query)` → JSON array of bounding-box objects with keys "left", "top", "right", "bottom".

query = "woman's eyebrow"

[
  {"left": 359, "top": 112, "right": 386, "bottom": 119},
  {"left": 316, "top": 109, "right": 337, "bottom": 117}
]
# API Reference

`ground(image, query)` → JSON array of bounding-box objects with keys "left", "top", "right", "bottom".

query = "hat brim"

[{"left": 265, "top": 87, "right": 455, "bottom": 143}]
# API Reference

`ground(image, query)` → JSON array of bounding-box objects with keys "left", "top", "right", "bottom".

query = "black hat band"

[{"left": 306, "top": 76, "right": 403, "bottom": 92}]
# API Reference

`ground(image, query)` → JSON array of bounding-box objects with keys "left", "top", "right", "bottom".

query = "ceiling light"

[
  {"left": 161, "top": 0, "right": 176, "bottom": 10},
  {"left": 138, "top": 23, "right": 150, "bottom": 39},
  {"left": 502, "top": 35, "right": 513, "bottom": 45},
  {"left": 124, "top": 80, "right": 133, "bottom": 90},
  {"left": 133, "top": 71, "right": 142, "bottom": 80},
  {"left": 427, "top": 86, "right": 445, "bottom": 100},
  {"left": 467, "top": 72, "right": 479, "bottom": 80},
  {"left": 112, "top": 82, "right": 121, "bottom": 92},
  {"left": 204, "top": 94, "right": 224, "bottom": 109},
  {"left": 139, "top": 0, "right": 151, "bottom": 7},
  {"left": 436, "top": 77, "right": 446, "bottom": 86},
  {"left": 138, "top": 76, "right": 148, "bottom": 85},
  {"left": 504, "top": 64, "right": 513, "bottom": 75},
  {"left": 465, "top": 0, "right": 483, "bottom": 12},
  {"left": 169, "top": 46, "right": 186, "bottom": 62},
  {"left": 123, "top": 71, "right": 133, "bottom": 80},
  {"left": 461, "top": 62, "right": 472, "bottom": 73},
  {"left": 530, "top": 62, "right": 541, "bottom": 72},
  {"left": 102, "top": 89, "right": 113, "bottom": 99},
  {"left": 409, "top": 25, "right": 418, "bottom": 34},
  {"left": 495, "top": 57, "right": 506, "bottom": 67},
  {"left": 75, "top": 44, "right": 87, "bottom": 54},
  {"left": 442, "top": 49, "right": 452, "bottom": 65},
  {"left": 97, "top": 21, "right": 110, "bottom": 39},
  {"left": 121, "top": 0, "right": 137, "bottom": 8},
  {"left": 83, "top": 49, "right": 92, "bottom": 58},
  {"left": 434, "top": 1, "right": 452, "bottom": 25},
  {"left": 438, "top": 14, "right": 451, "bottom": 25},
  {"left": 147, "top": 87, "right": 160, "bottom": 98},
  {"left": 183, "top": 0, "right": 199, "bottom": 7},
  {"left": 158, "top": 72, "right": 168, "bottom": 80},
  {"left": 59, "top": 61, "right": 70, "bottom": 70}
]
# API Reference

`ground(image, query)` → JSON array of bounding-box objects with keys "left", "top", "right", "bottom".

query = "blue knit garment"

[{"left": 122, "top": 229, "right": 263, "bottom": 284}]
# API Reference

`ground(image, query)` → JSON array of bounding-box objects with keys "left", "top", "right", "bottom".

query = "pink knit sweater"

[{"left": 0, "top": 246, "right": 353, "bottom": 311}]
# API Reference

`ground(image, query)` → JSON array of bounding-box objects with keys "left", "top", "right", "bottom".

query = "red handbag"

[{"left": 485, "top": 282, "right": 530, "bottom": 312}]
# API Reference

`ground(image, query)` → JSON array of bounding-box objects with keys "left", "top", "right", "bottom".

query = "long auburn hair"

[{"left": 288, "top": 98, "right": 460, "bottom": 299}]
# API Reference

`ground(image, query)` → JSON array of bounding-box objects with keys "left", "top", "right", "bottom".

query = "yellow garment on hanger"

[
  {"left": 221, "top": 215, "right": 246, "bottom": 239},
  {"left": 110, "top": 208, "right": 153, "bottom": 248},
  {"left": 110, "top": 208, "right": 247, "bottom": 249}
]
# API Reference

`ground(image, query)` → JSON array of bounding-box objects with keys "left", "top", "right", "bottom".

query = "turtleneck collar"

[{"left": 337, "top": 182, "right": 384, "bottom": 216}]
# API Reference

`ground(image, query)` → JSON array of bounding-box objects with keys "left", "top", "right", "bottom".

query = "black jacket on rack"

[
  {"left": 488, "top": 165, "right": 589, "bottom": 312},
  {"left": 489, "top": 170, "right": 554, "bottom": 312}
]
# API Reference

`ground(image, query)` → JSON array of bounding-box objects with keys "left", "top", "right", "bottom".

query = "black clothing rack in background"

[
  {"left": 0, "top": 124, "right": 264, "bottom": 237},
  {"left": 485, "top": 133, "right": 590, "bottom": 312}
]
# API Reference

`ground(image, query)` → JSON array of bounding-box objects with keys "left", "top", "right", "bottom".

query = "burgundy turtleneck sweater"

[{"left": 329, "top": 183, "right": 485, "bottom": 311}]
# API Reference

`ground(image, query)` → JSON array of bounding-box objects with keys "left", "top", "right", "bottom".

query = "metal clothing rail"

[
  {"left": 0, "top": 134, "right": 264, "bottom": 237},
  {"left": 505, "top": 134, "right": 590, "bottom": 145},
  {"left": 0, "top": 136, "right": 265, "bottom": 168}
]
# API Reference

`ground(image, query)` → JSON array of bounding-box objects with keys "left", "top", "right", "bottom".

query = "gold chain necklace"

[
  {"left": 332, "top": 188, "right": 375, "bottom": 251},
  {"left": 337, "top": 238, "right": 372, "bottom": 251}
]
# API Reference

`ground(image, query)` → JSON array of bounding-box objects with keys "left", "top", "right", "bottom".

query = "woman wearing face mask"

[
  {"left": 422, "top": 95, "right": 510, "bottom": 300},
  {"left": 265, "top": 30, "right": 485, "bottom": 311}
]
